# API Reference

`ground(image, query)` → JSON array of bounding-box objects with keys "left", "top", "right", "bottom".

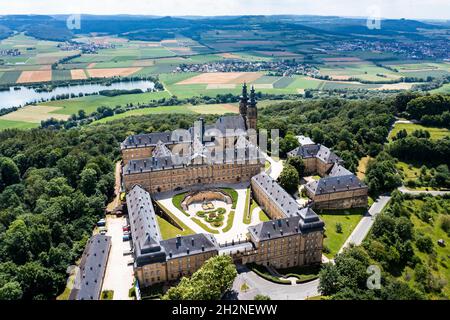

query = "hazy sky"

[{"left": 0, "top": 0, "right": 449, "bottom": 20}]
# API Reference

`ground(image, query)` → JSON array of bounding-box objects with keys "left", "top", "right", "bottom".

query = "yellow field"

[
  {"left": 177, "top": 72, "right": 263, "bottom": 85},
  {"left": 1, "top": 105, "right": 70, "bottom": 123},
  {"left": 70, "top": 69, "right": 87, "bottom": 80},
  {"left": 86, "top": 67, "right": 142, "bottom": 78},
  {"left": 17, "top": 70, "right": 52, "bottom": 83}
]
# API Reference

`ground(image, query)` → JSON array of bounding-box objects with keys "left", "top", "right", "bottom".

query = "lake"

[{"left": 0, "top": 80, "right": 155, "bottom": 110}]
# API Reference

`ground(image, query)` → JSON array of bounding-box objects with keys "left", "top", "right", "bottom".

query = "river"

[{"left": 0, "top": 80, "right": 155, "bottom": 110}]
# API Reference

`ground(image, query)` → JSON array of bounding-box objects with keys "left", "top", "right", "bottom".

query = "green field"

[
  {"left": 93, "top": 103, "right": 237, "bottom": 124},
  {"left": 320, "top": 208, "right": 365, "bottom": 258},
  {"left": 431, "top": 83, "right": 450, "bottom": 94},
  {"left": 389, "top": 123, "right": 450, "bottom": 141},
  {"left": 0, "top": 119, "right": 39, "bottom": 130},
  {"left": 43, "top": 90, "right": 171, "bottom": 115}
]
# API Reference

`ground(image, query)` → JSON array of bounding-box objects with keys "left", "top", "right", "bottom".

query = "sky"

[{"left": 0, "top": 0, "right": 449, "bottom": 20}]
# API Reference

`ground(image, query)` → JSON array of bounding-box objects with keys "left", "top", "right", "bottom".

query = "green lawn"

[
  {"left": 157, "top": 215, "right": 193, "bottom": 240},
  {"left": 222, "top": 211, "right": 235, "bottom": 233},
  {"left": 192, "top": 217, "right": 219, "bottom": 234},
  {"left": 243, "top": 189, "right": 252, "bottom": 224},
  {"left": 259, "top": 210, "right": 271, "bottom": 222},
  {"left": 171, "top": 192, "right": 189, "bottom": 216},
  {"left": 221, "top": 188, "right": 238, "bottom": 209},
  {"left": 389, "top": 123, "right": 450, "bottom": 141},
  {"left": 156, "top": 202, "right": 194, "bottom": 238},
  {"left": 319, "top": 208, "right": 365, "bottom": 258}
]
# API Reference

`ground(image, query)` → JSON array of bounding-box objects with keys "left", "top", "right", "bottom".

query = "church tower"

[
  {"left": 239, "top": 83, "right": 248, "bottom": 119},
  {"left": 246, "top": 86, "right": 258, "bottom": 130}
]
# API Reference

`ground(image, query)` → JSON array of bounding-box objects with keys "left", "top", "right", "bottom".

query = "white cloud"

[{"left": 0, "top": 0, "right": 448, "bottom": 19}]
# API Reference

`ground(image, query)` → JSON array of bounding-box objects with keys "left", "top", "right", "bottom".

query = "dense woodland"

[
  {"left": 0, "top": 91, "right": 449, "bottom": 299},
  {"left": 0, "top": 114, "right": 205, "bottom": 299},
  {"left": 319, "top": 192, "right": 450, "bottom": 300}
]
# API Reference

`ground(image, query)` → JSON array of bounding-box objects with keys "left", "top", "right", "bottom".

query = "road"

[
  {"left": 101, "top": 215, "right": 134, "bottom": 300},
  {"left": 262, "top": 152, "right": 283, "bottom": 180},
  {"left": 233, "top": 195, "right": 392, "bottom": 300},
  {"left": 231, "top": 265, "right": 320, "bottom": 300},
  {"left": 338, "top": 196, "right": 391, "bottom": 254},
  {"left": 398, "top": 186, "right": 450, "bottom": 197}
]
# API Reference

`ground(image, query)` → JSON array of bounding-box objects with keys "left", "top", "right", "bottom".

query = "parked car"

[
  {"left": 123, "top": 235, "right": 131, "bottom": 242},
  {"left": 97, "top": 219, "right": 106, "bottom": 227},
  {"left": 100, "top": 230, "right": 107, "bottom": 236},
  {"left": 122, "top": 225, "right": 130, "bottom": 232}
]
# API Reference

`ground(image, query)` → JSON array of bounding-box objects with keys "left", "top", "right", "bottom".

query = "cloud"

[{"left": 0, "top": 0, "right": 449, "bottom": 19}]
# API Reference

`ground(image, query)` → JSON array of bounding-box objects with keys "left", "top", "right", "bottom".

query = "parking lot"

[{"left": 101, "top": 215, "right": 135, "bottom": 300}]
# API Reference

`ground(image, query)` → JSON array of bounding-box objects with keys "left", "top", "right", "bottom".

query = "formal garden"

[{"left": 171, "top": 188, "right": 239, "bottom": 234}]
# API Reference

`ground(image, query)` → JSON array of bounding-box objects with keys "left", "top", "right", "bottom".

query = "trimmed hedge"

[{"left": 247, "top": 263, "right": 291, "bottom": 285}]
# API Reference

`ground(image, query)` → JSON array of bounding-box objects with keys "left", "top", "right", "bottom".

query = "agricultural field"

[
  {"left": 92, "top": 99, "right": 293, "bottom": 124},
  {"left": 41, "top": 90, "right": 171, "bottom": 115},
  {"left": 389, "top": 123, "right": 450, "bottom": 141},
  {"left": 319, "top": 60, "right": 402, "bottom": 82},
  {"left": 93, "top": 103, "right": 239, "bottom": 124},
  {"left": 0, "top": 118, "right": 39, "bottom": 130}
]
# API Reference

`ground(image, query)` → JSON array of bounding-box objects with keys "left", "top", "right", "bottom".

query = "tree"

[
  {"left": 279, "top": 133, "right": 299, "bottom": 158},
  {"left": 319, "top": 247, "right": 371, "bottom": 297},
  {"left": 254, "top": 294, "right": 271, "bottom": 300},
  {"left": 365, "top": 152, "right": 402, "bottom": 195},
  {"left": 79, "top": 168, "right": 98, "bottom": 196},
  {"left": 379, "top": 279, "right": 424, "bottom": 300},
  {"left": 1, "top": 219, "right": 31, "bottom": 264},
  {"left": 0, "top": 157, "right": 20, "bottom": 192},
  {"left": 335, "top": 223, "right": 343, "bottom": 234},
  {"left": 0, "top": 281, "right": 23, "bottom": 300},
  {"left": 286, "top": 156, "right": 305, "bottom": 178},
  {"left": 278, "top": 164, "right": 299, "bottom": 194},
  {"left": 163, "top": 255, "right": 237, "bottom": 300},
  {"left": 415, "top": 235, "right": 434, "bottom": 253}
]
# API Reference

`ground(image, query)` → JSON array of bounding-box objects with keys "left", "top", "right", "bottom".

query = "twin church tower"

[{"left": 239, "top": 83, "right": 258, "bottom": 131}]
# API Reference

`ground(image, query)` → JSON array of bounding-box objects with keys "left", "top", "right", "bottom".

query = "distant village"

[
  {"left": 328, "top": 39, "right": 450, "bottom": 60},
  {"left": 0, "top": 48, "right": 21, "bottom": 57},
  {"left": 57, "top": 41, "right": 116, "bottom": 54},
  {"left": 174, "top": 60, "right": 320, "bottom": 77}
]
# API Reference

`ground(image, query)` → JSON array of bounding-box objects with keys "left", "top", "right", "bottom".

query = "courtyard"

[{"left": 153, "top": 183, "right": 267, "bottom": 245}]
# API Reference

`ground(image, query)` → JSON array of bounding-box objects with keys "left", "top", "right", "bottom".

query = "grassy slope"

[
  {"left": 389, "top": 123, "right": 450, "bottom": 141},
  {"left": 43, "top": 91, "right": 171, "bottom": 115},
  {"left": 0, "top": 119, "right": 40, "bottom": 130}
]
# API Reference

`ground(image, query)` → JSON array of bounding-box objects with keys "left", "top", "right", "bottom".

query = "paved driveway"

[
  {"left": 398, "top": 186, "right": 450, "bottom": 196},
  {"left": 101, "top": 215, "right": 134, "bottom": 300},
  {"left": 230, "top": 266, "right": 320, "bottom": 300},
  {"left": 339, "top": 195, "right": 391, "bottom": 254}
]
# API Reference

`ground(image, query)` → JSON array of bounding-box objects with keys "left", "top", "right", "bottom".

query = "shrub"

[
  {"left": 335, "top": 222, "right": 343, "bottom": 234},
  {"left": 440, "top": 216, "right": 450, "bottom": 235},
  {"left": 416, "top": 234, "right": 434, "bottom": 253}
]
